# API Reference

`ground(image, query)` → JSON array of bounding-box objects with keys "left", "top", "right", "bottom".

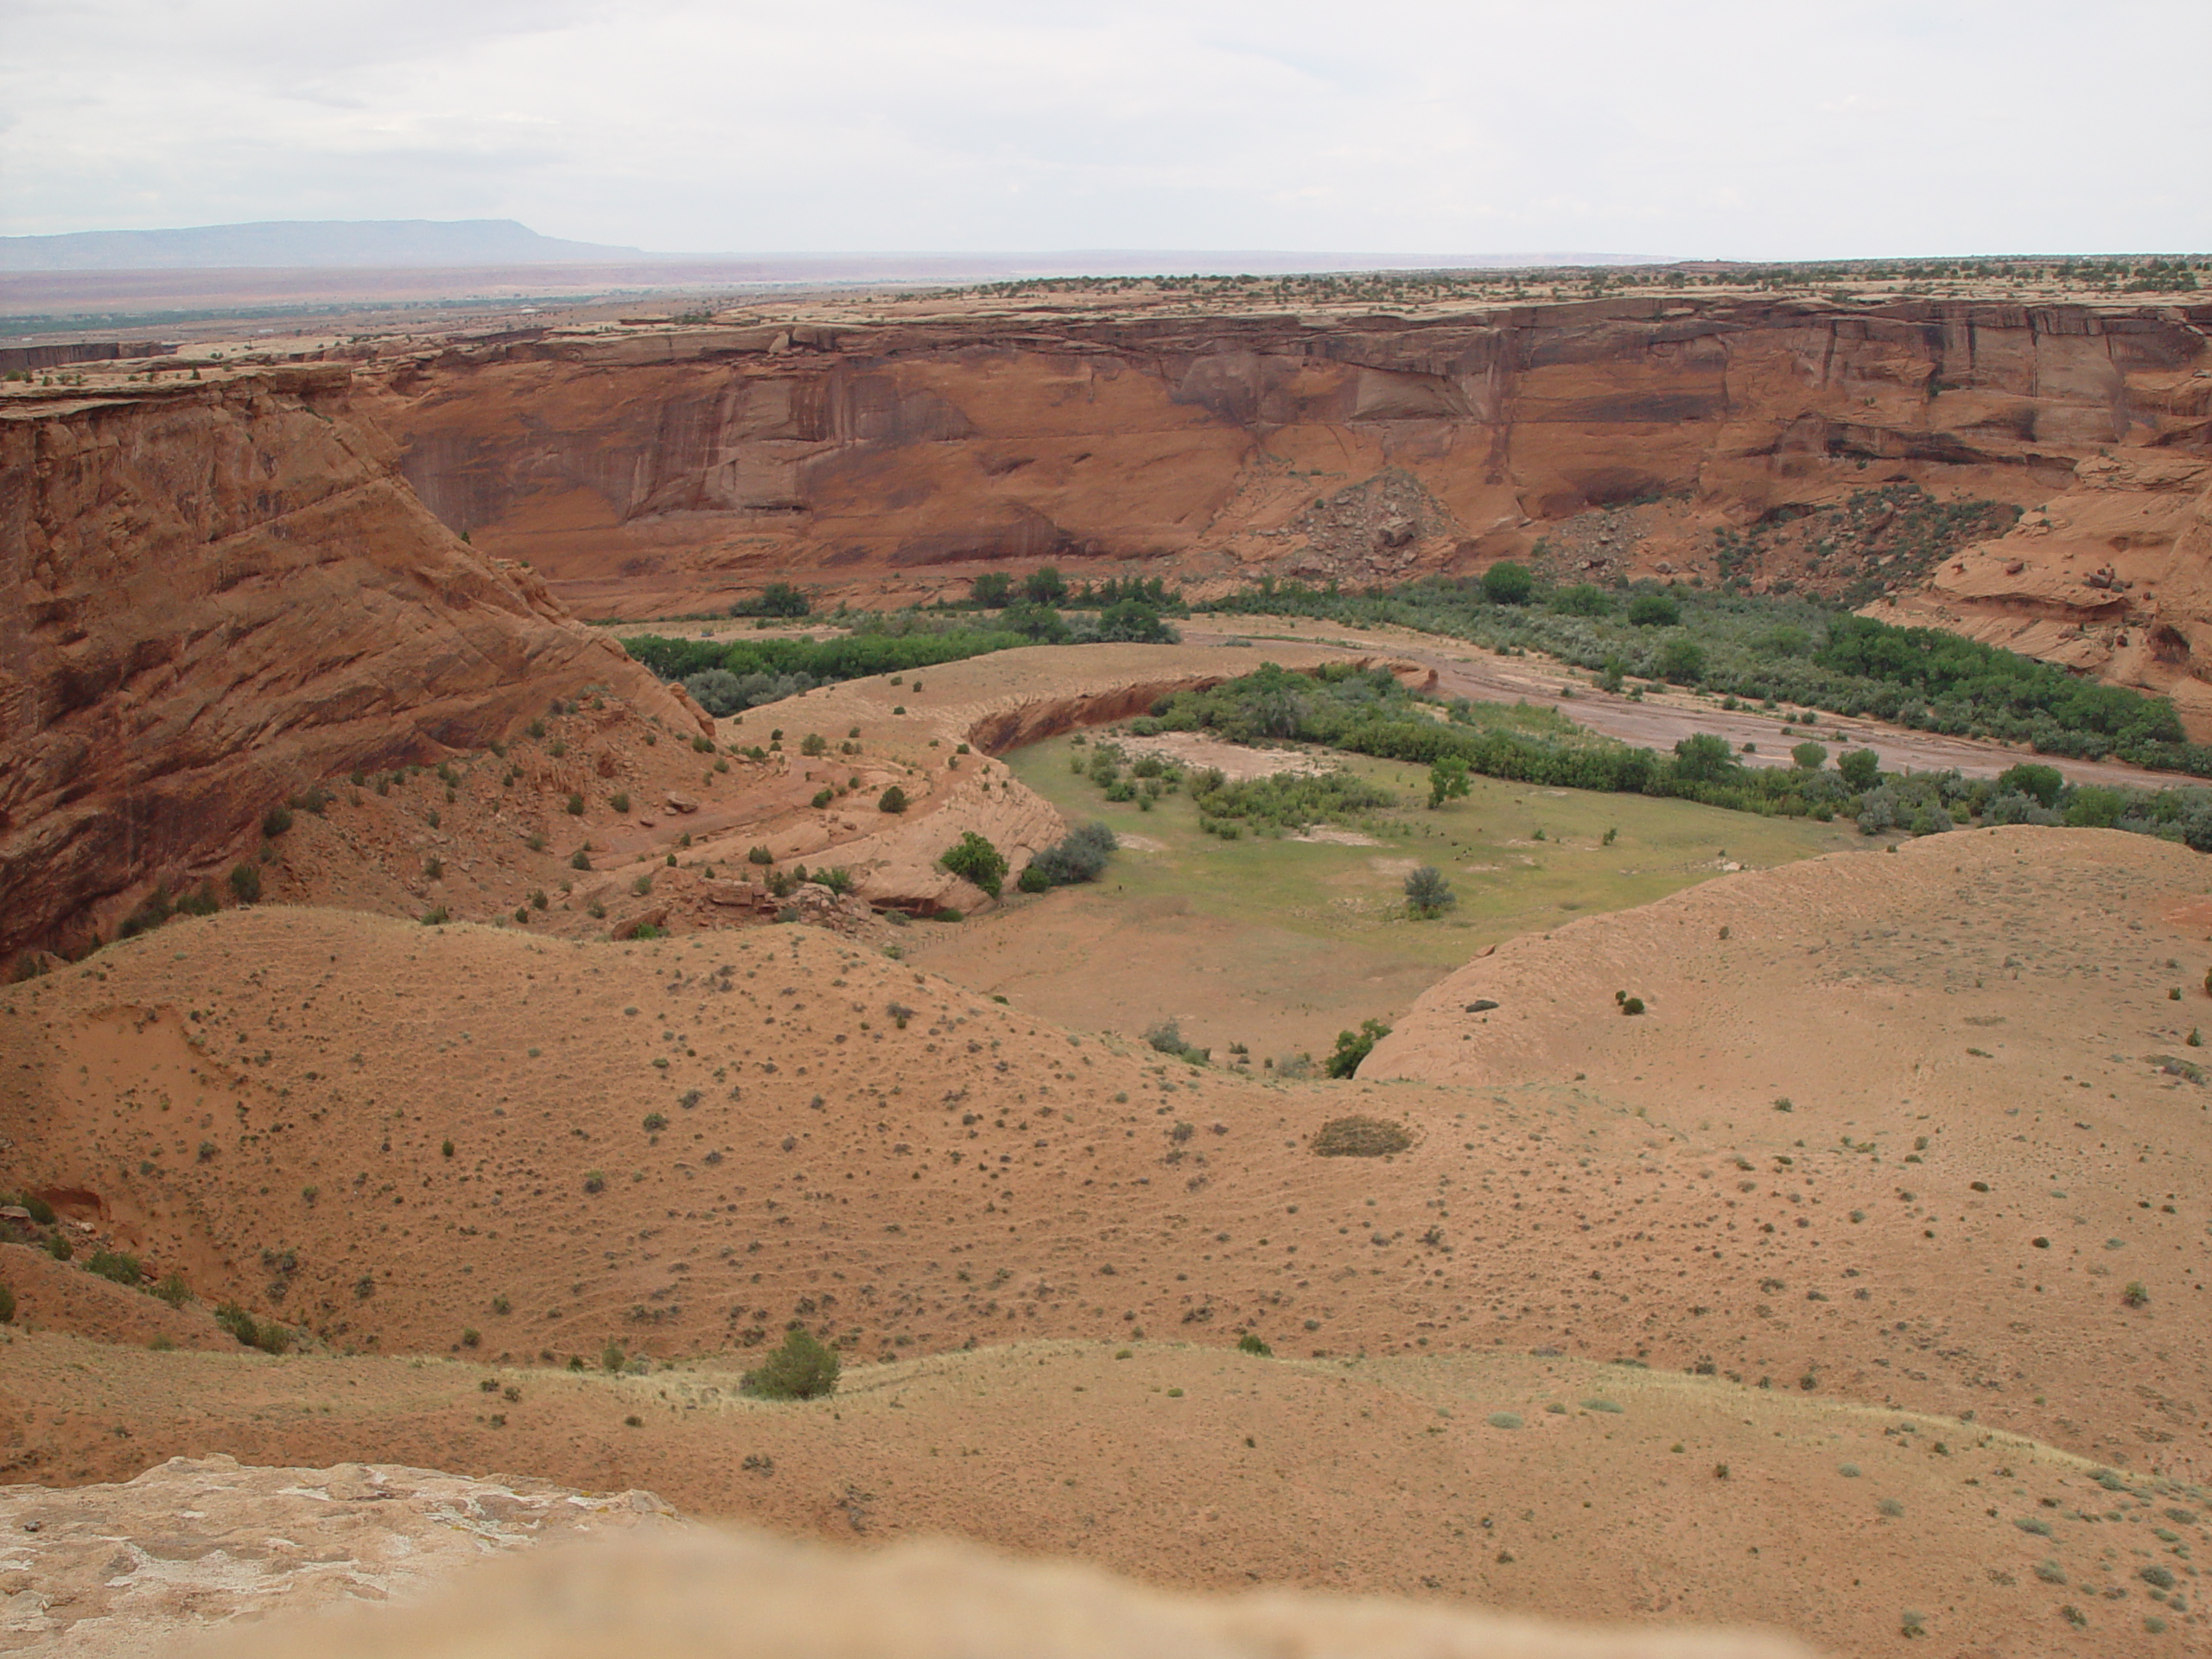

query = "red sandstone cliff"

[
  {"left": 0, "top": 367, "right": 704, "bottom": 959},
  {"left": 364, "top": 297, "right": 2211, "bottom": 620}
]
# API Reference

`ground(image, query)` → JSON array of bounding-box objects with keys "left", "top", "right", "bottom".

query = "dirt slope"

[
  {"left": 233, "top": 639, "right": 1393, "bottom": 933},
  {"left": 9, "top": 1331, "right": 2199, "bottom": 1656},
  {"left": 2, "top": 828, "right": 2207, "bottom": 1485}
]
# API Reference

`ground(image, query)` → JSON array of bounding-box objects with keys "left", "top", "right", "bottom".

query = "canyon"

[
  {"left": 366, "top": 293, "right": 2212, "bottom": 715},
  {"left": 3, "top": 276, "right": 2211, "bottom": 1658}
]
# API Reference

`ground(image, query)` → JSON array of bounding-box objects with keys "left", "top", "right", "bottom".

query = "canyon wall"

[
  {"left": 366, "top": 297, "right": 2212, "bottom": 625},
  {"left": 0, "top": 368, "right": 703, "bottom": 960}
]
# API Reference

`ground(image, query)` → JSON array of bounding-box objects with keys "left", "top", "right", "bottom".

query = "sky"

[{"left": 3, "top": 0, "right": 2207, "bottom": 259}]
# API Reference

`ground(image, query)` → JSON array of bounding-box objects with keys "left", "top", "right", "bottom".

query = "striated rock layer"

[
  {"left": 365, "top": 297, "right": 2211, "bottom": 620},
  {"left": 0, "top": 370, "right": 705, "bottom": 959}
]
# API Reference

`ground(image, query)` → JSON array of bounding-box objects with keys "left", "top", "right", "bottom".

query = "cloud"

[{"left": 3, "top": 0, "right": 2206, "bottom": 257}]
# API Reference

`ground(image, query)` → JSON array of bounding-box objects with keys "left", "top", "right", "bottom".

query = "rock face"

[
  {"left": 1880, "top": 450, "right": 2212, "bottom": 728},
  {"left": 366, "top": 298, "right": 2210, "bottom": 622},
  {"left": 0, "top": 370, "right": 705, "bottom": 959},
  {"left": 201, "top": 1509, "right": 1814, "bottom": 1659},
  {"left": 0, "top": 1454, "right": 672, "bottom": 1658}
]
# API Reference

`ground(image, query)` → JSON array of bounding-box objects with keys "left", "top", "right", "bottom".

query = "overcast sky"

[{"left": 3, "top": 0, "right": 2206, "bottom": 258}]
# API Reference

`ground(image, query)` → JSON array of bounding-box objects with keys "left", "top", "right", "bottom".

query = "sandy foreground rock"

[
  {"left": 0, "top": 1454, "right": 671, "bottom": 1656},
  {"left": 0, "top": 1454, "right": 1813, "bottom": 1659},
  {"left": 202, "top": 1523, "right": 1815, "bottom": 1659}
]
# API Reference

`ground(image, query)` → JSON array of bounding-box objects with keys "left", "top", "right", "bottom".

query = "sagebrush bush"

[
  {"left": 86, "top": 1249, "right": 142, "bottom": 1287},
  {"left": 1311, "top": 1114, "right": 1412, "bottom": 1156},
  {"left": 743, "top": 1326, "right": 841, "bottom": 1400}
]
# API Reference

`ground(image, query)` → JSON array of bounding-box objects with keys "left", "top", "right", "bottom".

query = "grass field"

[{"left": 902, "top": 732, "right": 1862, "bottom": 1063}]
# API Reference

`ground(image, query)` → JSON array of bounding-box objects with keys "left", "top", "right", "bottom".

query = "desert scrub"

[
  {"left": 213, "top": 1302, "right": 291, "bottom": 1354},
  {"left": 1311, "top": 1116, "right": 1413, "bottom": 1157},
  {"left": 742, "top": 1326, "right": 840, "bottom": 1400},
  {"left": 1403, "top": 866, "right": 1456, "bottom": 917},
  {"left": 86, "top": 1249, "right": 142, "bottom": 1286}
]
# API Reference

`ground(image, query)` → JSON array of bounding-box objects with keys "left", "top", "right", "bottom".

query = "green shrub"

[
  {"left": 569, "top": 845, "right": 592, "bottom": 870},
  {"left": 748, "top": 844, "right": 775, "bottom": 865},
  {"left": 743, "top": 1326, "right": 841, "bottom": 1400},
  {"left": 1143, "top": 1018, "right": 1208, "bottom": 1065},
  {"left": 1481, "top": 562, "right": 1534, "bottom": 605},
  {"left": 1237, "top": 1332, "right": 1273, "bottom": 1357},
  {"left": 1838, "top": 748, "right": 1882, "bottom": 790},
  {"left": 610, "top": 791, "right": 631, "bottom": 814},
  {"left": 811, "top": 787, "right": 834, "bottom": 809},
  {"left": 1628, "top": 593, "right": 1681, "bottom": 626},
  {"left": 0, "top": 1284, "right": 12, "bottom": 1323},
  {"left": 86, "top": 1249, "right": 142, "bottom": 1286},
  {"left": 878, "top": 785, "right": 909, "bottom": 814},
  {"left": 227, "top": 863, "right": 262, "bottom": 904},
  {"left": 261, "top": 804, "right": 294, "bottom": 837},
  {"left": 565, "top": 791, "right": 585, "bottom": 815},
  {"left": 1325, "top": 1019, "right": 1391, "bottom": 1079},
  {"left": 1028, "top": 821, "right": 1117, "bottom": 886},
  {"left": 938, "top": 831, "right": 1007, "bottom": 898},
  {"left": 1404, "top": 866, "right": 1455, "bottom": 917},
  {"left": 213, "top": 1302, "right": 291, "bottom": 1354}
]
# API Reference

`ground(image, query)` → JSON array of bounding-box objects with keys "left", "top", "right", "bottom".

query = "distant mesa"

[
  {"left": 0, "top": 218, "right": 647, "bottom": 271},
  {"left": 0, "top": 217, "right": 1669, "bottom": 278}
]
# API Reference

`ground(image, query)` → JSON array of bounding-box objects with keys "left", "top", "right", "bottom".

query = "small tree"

[
  {"left": 1325, "top": 1018, "right": 1392, "bottom": 1078},
  {"left": 970, "top": 571, "right": 1012, "bottom": 607},
  {"left": 744, "top": 1326, "right": 840, "bottom": 1400},
  {"left": 878, "top": 785, "right": 909, "bottom": 815},
  {"left": 1427, "top": 755, "right": 1471, "bottom": 809},
  {"left": 939, "top": 831, "right": 1007, "bottom": 898},
  {"left": 1838, "top": 748, "right": 1883, "bottom": 791},
  {"left": 1481, "top": 561, "right": 1534, "bottom": 605},
  {"left": 1656, "top": 639, "right": 1706, "bottom": 683},
  {"left": 1628, "top": 593, "right": 1681, "bottom": 626},
  {"left": 1790, "top": 741, "right": 1828, "bottom": 771},
  {"left": 1022, "top": 565, "right": 1068, "bottom": 605},
  {"left": 1404, "top": 866, "right": 1456, "bottom": 917},
  {"left": 1997, "top": 761, "right": 2063, "bottom": 808},
  {"left": 1673, "top": 732, "right": 1737, "bottom": 785},
  {"left": 735, "top": 582, "right": 810, "bottom": 619}
]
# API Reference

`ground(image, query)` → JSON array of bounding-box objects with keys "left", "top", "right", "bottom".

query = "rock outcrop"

[
  {"left": 0, "top": 369, "right": 706, "bottom": 959},
  {"left": 0, "top": 1454, "right": 672, "bottom": 1657},
  {"left": 1879, "top": 449, "right": 2212, "bottom": 728}
]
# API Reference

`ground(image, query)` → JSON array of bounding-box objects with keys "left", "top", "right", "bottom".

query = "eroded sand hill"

[{"left": 3, "top": 829, "right": 2208, "bottom": 1654}]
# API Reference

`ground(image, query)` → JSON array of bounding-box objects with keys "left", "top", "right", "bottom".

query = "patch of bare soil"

[{"left": 1111, "top": 732, "right": 1338, "bottom": 781}]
